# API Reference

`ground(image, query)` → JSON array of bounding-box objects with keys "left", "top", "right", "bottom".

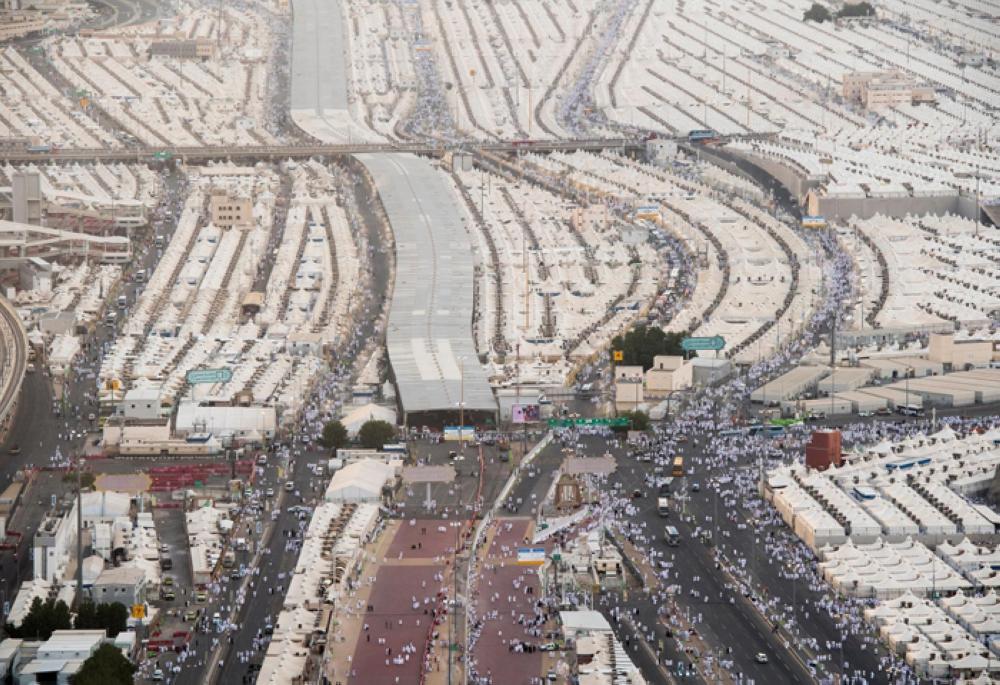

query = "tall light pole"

[
  {"left": 74, "top": 453, "right": 83, "bottom": 611},
  {"left": 459, "top": 356, "right": 465, "bottom": 454}
]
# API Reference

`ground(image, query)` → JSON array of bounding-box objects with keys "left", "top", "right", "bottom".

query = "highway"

[
  {"left": 0, "top": 138, "right": 646, "bottom": 164},
  {"left": 0, "top": 296, "right": 28, "bottom": 434}
]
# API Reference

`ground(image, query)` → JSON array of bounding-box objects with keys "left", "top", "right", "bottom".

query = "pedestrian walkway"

[{"left": 326, "top": 518, "right": 461, "bottom": 685}]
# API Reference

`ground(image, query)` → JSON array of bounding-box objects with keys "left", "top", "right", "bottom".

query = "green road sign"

[
  {"left": 681, "top": 335, "right": 726, "bottom": 352},
  {"left": 186, "top": 367, "right": 233, "bottom": 385},
  {"left": 152, "top": 151, "right": 172, "bottom": 161},
  {"left": 547, "top": 417, "right": 630, "bottom": 428}
]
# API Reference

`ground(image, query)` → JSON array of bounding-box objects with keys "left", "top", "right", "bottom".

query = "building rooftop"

[{"left": 358, "top": 154, "right": 496, "bottom": 418}]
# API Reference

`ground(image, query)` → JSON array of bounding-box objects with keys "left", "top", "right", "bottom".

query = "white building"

[
  {"left": 122, "top": 385, "right": 164, "bottom": 421},
  {"left": 174, "top": 403, "right": 277, "bottom": 441}
]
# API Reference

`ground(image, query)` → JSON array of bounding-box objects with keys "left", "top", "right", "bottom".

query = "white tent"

[
  {"left": 324, "top": 459, "right": 397, "bottom": 503},
  {"left": 340, "top": 403, "right": 397, "bottom": 437}
]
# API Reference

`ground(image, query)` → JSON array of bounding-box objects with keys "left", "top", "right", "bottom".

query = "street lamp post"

[
  {"left": 74, "top": 453, "right": 83, "bottom": 611},
  {"left": 459, "top": 356, "right": 465, "bottom": 454}
]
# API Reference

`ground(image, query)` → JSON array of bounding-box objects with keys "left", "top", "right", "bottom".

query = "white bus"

[{"left": 898, "top": 403, "right": 924, "bottom": 417}]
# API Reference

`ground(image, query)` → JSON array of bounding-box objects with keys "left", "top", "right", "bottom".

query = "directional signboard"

[
  {"left": 547, "top": 417, "right": 630, "bottom": 428},
  {"left": 186, "top": 367, "right": 233, "bottom": 385},
  {"left": 680, "top": 335, "right": 726, "bottom": 352},
  {"left": 517, "top": 547, "right": 546, "bottom": 566}
]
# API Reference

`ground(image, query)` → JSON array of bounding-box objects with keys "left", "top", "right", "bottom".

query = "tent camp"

[{"left": 324, "top": 459, "right": 398, "bottom": 503}]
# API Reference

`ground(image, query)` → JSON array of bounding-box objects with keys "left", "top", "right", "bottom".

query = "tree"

[
  {"left": 624, "top": 410, "right": 651, "bottom": 431},
  {"left": 612, "top": 410, "right": 651, "bottom": 434},
  {"left": 72, "top": 644, "right": 136, "bottom": 685},
  {"left": 7, "top": 597, "right": 72, "bottom": 640},
  {"left": 611, "top": 326, "right": 686, "bottom": 371},
  {"left": 319, "top": 420, "right": 349, "bottom": 453},
  {"left": 358, "top": 419, "right": 396, "bottom": 450},
  {"left": 74, "top": 601, "right": 128, "bottom": 638},
  {"left": 837, "top": 1, "right": 875, "bottom": 17},
  {"left": 803, "top": 3, "right": 832, "bottom": 21},
  {"left": 62, "top": 472, "right": 96, "bottom": 489}
]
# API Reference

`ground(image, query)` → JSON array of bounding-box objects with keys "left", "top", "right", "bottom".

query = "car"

[
  {"left": 858, "top": 410, "right": 874, "bottom": 417},
  {"left": 230, "top": 570, "right": 240, "bottom": 581},
  {"left": 876, "top": 407, "right": 892, "bottom": 416},
  {"left": 160, "top": 589, "right": 176, "bottom": 601},
  {"left": 284, "top": 481, "right": 294, "bottom": 492},
  {"left": 631, "top": 489, "right": 643, "bottom": 499},
  {"left": 256, "top": 454, "right": 267, "bottom": 466},
  {"left": 195, "top": 591, "right": 207, "bottom": 603},
  {"left": 184, "top": 609, "right": 199, "bottom": 621},
  {"left": 263, "top": 623, "right": 274, "bottom": 635},
  {"left": 152, "top": 668, "right": 164, "bottom": 681},
  {"left": 690, "top": 483, "right": 701, "bottom": 493},
  {"left": 539, "top": 642, "right": 558, "bottom": 651},
  {"left": 754, "top": 652, "right": 769, "bottom": 664},
  {"left": 87, "top": 412, "right": 96, "bottom": 421},
  {"left": 265, "top": 488, "right": 275, "bottom": 497},
  {"left": 159, "top": 544, "right": 169, "bottom": 554},
  {"left": 162, "top": 576, "right": 174, "bottom": 586}
]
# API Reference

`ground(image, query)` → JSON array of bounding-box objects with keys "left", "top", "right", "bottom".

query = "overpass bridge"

[
  {"left": 0, "top": 219, "right": 131, "bottom": 265},
  {"left": 0, "top": 137, "right": 647, "bottom": 165},
  {"left": 0, "top": 295, "right": 28, "bottom": 437}
]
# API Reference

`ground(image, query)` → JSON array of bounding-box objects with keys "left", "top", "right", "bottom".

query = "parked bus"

[
  {"left": 382, "top": 443, "right": 408, "bottom": 454},
  {"left": 672, "top": 455, "right": 684, "bottom": 478},
  {"left": 898, "top": 403, "right": 924, "bottom": 417},
  {"left": 687, "top": 129, "right": 719, "bottom": 143},
  {"left": 766, "top": 425, "right": 785, "bottom": 437}
]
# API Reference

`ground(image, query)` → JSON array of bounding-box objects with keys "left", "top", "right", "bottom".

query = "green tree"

[
  {"left": 803, "top": 2, "right": 832, "bottom": 21},
  {"left": 611, "top": 326, "right": 686, "bottom": 371},
  {"left": 74, "top": 601, "right": 97, "bottom": 630},
  {"left": 837, "top": 1, "right": 875, "bottom": 17},
  {"left": 72, "top": 643, "right": 136, "bottom": 685},
  {"left": 624, "top": 410, "right": 651, "bottom": 431},
  {"left": 7, "top": 597, "right": 72, "bottom": 640},
  {"left": 62, "top": 472, "right": 96, "bottom": 489},
  {"left": 74, "top": 601, "right": 128, "bottom": 638},
  {"left": 358, "top": 419, "right": 396, "bottom": 450},
  {"left": 319, "top": 420, "right": 349, "bottom": 452}
]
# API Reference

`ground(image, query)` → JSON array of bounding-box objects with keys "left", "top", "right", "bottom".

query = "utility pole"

[
  {"left": 459, "top": 356, "right": 465, "bottom": 454},
  {"left": 74, "top": 455, "right": 83, "bottom": 611}
]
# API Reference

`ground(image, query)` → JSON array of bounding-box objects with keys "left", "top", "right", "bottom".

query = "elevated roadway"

[
  {"left": 0, "top": 296, "right": 28, "bottom": 436},
  {"left": 0, "top": 138, "right": 644, "bottom": 165}
]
